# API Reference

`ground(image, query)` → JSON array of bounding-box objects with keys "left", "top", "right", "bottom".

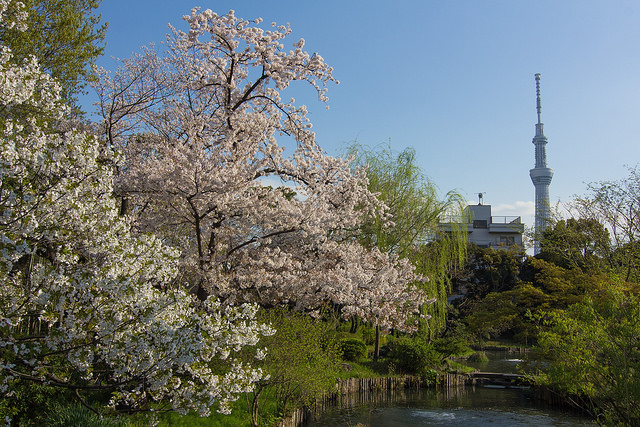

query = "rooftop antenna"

[{"left": 478, "top": 192, "right": 485, "bottom": 205}]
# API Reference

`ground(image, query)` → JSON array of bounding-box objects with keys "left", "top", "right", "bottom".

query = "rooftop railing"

[
  {"left": 490, "top": 216, "right": 521, "bottom": 224},
  {"left": 439, "top": 215, "right": 522, "bottom": 224}
]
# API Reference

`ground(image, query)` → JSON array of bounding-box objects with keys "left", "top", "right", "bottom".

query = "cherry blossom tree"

[
  {"left": 0, "top": 1, "right": 271, "bottom": 419},
  {"left": 96, "top": 8, "right": 430, "bottom": 330}
]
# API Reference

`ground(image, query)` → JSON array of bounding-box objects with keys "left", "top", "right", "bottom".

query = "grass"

[
  {"left": 151, "top": 409, "right": 252, "bottom": 427},
  {"left": 123, "top": 397, "right": 256, "bottom": 426},
  {"left": 445, "top": 359, "right": 477, "bottom": 374},
  {"left": 337, "top": 358, "right": 391, "bottom": 380}
]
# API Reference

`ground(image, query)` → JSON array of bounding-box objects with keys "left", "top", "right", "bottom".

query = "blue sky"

[{"left": 84, "top": 1, "right": 640, "bottom": 233}]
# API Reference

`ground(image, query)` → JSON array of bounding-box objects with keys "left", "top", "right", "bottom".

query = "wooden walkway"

[{"left": 469, "top": 372, "right": 530, "bottom": 388}]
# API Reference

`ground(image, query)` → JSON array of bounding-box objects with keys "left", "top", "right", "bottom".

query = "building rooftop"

[{"left": 439, "top": 204, "right": 524, "bottom": 250}]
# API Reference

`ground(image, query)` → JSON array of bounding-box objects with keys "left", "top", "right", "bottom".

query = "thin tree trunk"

[{"left": 251, "top": 384, "right": 264, "bottom": 427}]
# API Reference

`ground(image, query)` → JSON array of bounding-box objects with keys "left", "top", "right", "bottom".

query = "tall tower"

[{"left": 529, "top": 73, "right": 553, "bottom": 255}]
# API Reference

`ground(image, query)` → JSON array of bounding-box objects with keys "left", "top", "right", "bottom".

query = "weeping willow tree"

[
  {"left": 409, "top": 234, "right": 467, "bottom": 338},
  {"left": 348, "top": 143, "right": 467, "bottom": 344}
]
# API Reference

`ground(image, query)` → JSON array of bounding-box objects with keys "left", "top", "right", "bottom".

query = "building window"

[
  {"left": 473, "top": 220, "right": 488, "bottom": 229},
  {"left": 499, "top": 236, "right": 515, "bottom": 246}
]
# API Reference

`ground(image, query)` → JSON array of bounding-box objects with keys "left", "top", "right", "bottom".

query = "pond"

[
  {"left": 309, "top": 386, "right": 593, "bottom": 426},
  {"left": 309, "top": 350, "right": 593, "bottom": 426}
]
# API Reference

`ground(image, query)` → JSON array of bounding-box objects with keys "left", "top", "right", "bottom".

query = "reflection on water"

[
  {"left": 310, "top": 350, "right": 594, "bottom": 426},
  {"left": 464, "top": 349, "right": 527, "bottom": 374},
  {"left": 310, "top": 387, "right": 594, "bottom": 426}
]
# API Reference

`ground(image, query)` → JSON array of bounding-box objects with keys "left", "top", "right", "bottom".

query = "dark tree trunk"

[{"left": 350, "top": 317, "right": 359, "bottom": 334}]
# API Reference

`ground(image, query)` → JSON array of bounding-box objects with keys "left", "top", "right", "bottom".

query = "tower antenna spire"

[{"left": 535, "top": 73, "right": 542, "bottom": 124}]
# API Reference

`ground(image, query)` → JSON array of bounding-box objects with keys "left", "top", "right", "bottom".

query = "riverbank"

[
  {"left": 279, "top": 355, "right": 593, "bottom": 427},
  {"left": 278, "top": 372, "right": 520, "bottom": 427}
]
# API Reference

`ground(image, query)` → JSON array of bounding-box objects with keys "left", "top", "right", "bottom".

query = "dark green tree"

[
  {"left": 539, "top": 218, "right": 611, "bottom": 274},
  {"left": 612, "top": 240, "right": 640, "bottom": 284},
  {"left": 461, "top": 255, "right": 610, "bottom": 344},
  {"left": 0, "top": 0, "right": 107, "bottom": 109},
  {"left": 455, "top": 244, "right": 524, "bottom": 302}
]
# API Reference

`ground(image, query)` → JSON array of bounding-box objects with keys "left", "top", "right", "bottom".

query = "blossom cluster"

[
  {"left": 0, "top": 2, "right": 271, "bottom": 416},
  {"left": 96, "top": 8, "right": 431, "bottom": 331}
]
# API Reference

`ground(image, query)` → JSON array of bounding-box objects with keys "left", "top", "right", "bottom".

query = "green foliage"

[
  {"left": 455, "top": 245, "right": 524, "bottom": 302},
  {"left": 385, "top": 337, "right": 441, "bottom": 375},
  {"left": 459, "top": 252, "right": 611, "bottom": 344},
  {"left": 347, "top": 142, "right": 467, "bottom": 338},
  {"left": 444, "top": 360, "right": 476, "bottom": 374},
  {"left": 152, "top": 400, "right": 253, "bottom": 427},
  {"left": 0, "top": 381, "right": 127, "bottom": 426},
  {"left": 0, "top": 0, "right": 107, "bottom": 109},
  {"left": 411, "top": 237, "right": 467, "bottom": 338},
  {"left": 613, "top": 240, "right": 640, "bottom": 284},
  {"left": 432, "top": 336, "right": 473, "bottom": 359},
  {"left": 248, "top": 308, "right": 342, "bottom": 426},
  {"left": 421, "top": 368, "right": 438, "bottom": 385},
  {"left": 520, "top": 257, "right": 609, "bottom": 306},
  {"left": 340, "top": 338, "right": 368, "bottom": 361},
  {"left": 573, "top": 165, "right": 640, "bottom": 283},
  {"left": 360, "top": 324, "right": 377, "bottom": 345},
  {"left": 464, "top": 290, "right": 521, "bottom": 341},
  {"left": 335, "top": 360, "right": 382, "bottom": 380},
  {"left": 449, "top": 246, "right": 525, "bottom": 343},
  {"left": 467, "top": 351, "right": 489, "bottom": 363},
  {"left": 539, "top": 217, "right": 611, "bottom": 274},
  {"left": 44, "top": 404, "right": 126, "bottom": 427},
  {"left": 348, "top": 143, "right": 461, "bottom": 255},
  {"left": 0, "top": 382, "right": 71, "bottom": 425},
  {"left": 528, "top": 288, "right": 640, "bottom": 424}
]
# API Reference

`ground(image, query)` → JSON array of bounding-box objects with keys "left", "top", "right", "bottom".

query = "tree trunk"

[
  {"left": 251, "top": 384, "right": 264, "bottom": 427},
  {"left": 374, "top": 325, "right": 380, "bottom": 361},
  {"left": 119, "top": 196, "right": 128, "bottom": 216},
  {"left": 350, "top": 317, "right": 359, "bottom": 334}
]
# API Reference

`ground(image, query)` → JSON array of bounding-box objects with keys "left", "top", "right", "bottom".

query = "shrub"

[
  {"left": 421, "top": 369, "right": 438, "bottom": 386},
  {"left": 249, "top": 309, "right": 342, "bottom": 425},
  {"left": 468, "top": 351, "right": 489, "bottom": 363},
  {"left": 386, "top": 337, "right": 441, "bottom": 375},
  {"left": 433, "top": 336, "right": 473, "bottom": 358},
  {"left": 44, "top": 404, "right": 126, "bottom": 427},
  {"left": 341, "top": 338, "right": 368, "bottom": 361},
  {"left": 361, "top": 326, "right": 376, "bottom": 345}
]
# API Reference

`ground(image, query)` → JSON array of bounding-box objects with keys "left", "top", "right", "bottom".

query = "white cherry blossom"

[{"left": 0, "top": 3, "right": 271, "bottom": 416}]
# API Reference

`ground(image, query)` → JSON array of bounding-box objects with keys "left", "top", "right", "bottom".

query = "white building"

[{"left": 439, "top": 203, "right": 524, "bottom": 250}]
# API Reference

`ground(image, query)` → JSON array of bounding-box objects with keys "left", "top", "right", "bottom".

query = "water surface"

[{"left": 310, "top": 387, "right": 593, "bottom": 426}]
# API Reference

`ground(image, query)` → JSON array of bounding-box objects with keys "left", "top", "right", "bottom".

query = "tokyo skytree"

[{"left": 529, "top": 73, "right": 553, "bottom": 255}]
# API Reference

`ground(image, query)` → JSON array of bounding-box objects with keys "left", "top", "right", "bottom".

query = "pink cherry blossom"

[{"left": 96, "top": 8, "right": 431, "bottom": 331}]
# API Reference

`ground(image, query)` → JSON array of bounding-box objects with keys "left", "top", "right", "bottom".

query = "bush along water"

[{"left": 341, "top": 339, "right": 368, "bottom": 362}]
